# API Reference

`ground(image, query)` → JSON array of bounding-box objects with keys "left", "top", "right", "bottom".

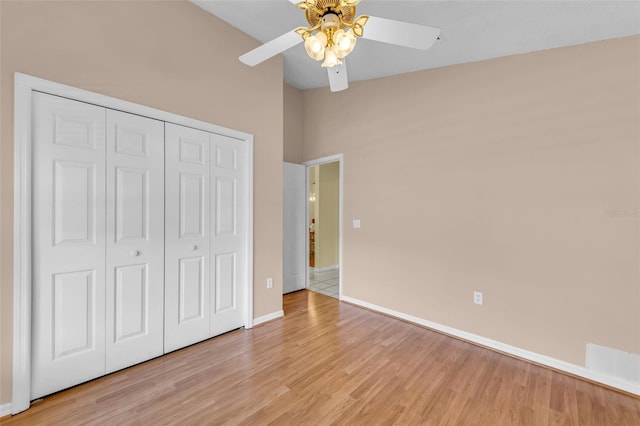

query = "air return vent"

[{"left": 586, "top": 343, "right": 640, "bottom": 385}]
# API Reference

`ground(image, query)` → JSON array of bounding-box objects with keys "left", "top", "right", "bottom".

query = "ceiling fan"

[{"left": 239, "top": 0, "right": 441, "bottom": 92}]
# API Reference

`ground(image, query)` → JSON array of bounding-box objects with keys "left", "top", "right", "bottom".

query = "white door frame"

[
  {"left": 303, "top": 154, "right": 343, "bottom": 299},
  {"left": 12, "top": 73, "right": 254, "bottom": 414}
]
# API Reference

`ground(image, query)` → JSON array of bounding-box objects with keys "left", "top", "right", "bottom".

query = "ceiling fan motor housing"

[
  {"left": 306, "top": 0, "right": 356, "bottom": 28},
  {"left": 321, "top": 13, "right": 340, "bottom": 31}
]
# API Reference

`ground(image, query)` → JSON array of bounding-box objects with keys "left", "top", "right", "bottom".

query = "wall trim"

[
  {"left": 0, "top": 403, "right": 12, "bottom": 418},
  {"left": 341, "top": 295, "right": 640, "bottom": 396},
  {"left": 12, "top": 72, "right": 255, "bottom": 414},
  {"left": 253, "top": 310, "right": 284, "bottom": 326}
]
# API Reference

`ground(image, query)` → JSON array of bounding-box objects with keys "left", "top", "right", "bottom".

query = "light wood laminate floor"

[{"left": 2, "top": 290, "right": 639, "bottom": 425}]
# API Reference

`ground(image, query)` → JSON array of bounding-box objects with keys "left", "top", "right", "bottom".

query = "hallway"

[{"left": 307, "top": 268, "right": 339, "bottom": 299}]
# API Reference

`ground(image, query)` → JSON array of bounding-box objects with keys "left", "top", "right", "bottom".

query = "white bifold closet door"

[
  {"left": 209, "top": 132, "right": 248, "bottom": 336},
  {"left": 32, "top": 93, "right": 107, "bottom": 399},
  {"left": 164, "top": 124, "right": 211, "bottom": 352},
  {"left": 104, "top": 110, "right": 165, "bottom": 373},
  {"left": 31, "top": 91, "right": 248, "bottom": 400},
  {"left": 164, "top": 123, "right": 247, "bottom": 352},
  {"left": 31, "top": 92, "right": 165, "bottom": 399}
]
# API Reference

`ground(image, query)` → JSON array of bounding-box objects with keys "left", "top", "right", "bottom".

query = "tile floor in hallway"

[{"left": 307, "top": 268, "right": 339, "bottom": 299}]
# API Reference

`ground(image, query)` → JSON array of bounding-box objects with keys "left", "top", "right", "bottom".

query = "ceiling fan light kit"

[
  {"left": 296, "top": 5, "right": 365, "bottom": 67},
  {"left": 238, "top": 0, "right": 440, "bottom": 92}
]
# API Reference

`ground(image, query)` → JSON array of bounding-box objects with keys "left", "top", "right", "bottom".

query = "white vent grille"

[{"left": 586, "top": 343, "right": 640, "bottom": 384}]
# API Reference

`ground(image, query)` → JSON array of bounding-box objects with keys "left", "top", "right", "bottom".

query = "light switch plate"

[{"left": 353, "top": 219, "right": 361, "bottom": 229}]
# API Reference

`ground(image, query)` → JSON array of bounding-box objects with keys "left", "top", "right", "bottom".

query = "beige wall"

[
  {"left": 0, "top": 0, "right": 284, "bottom": 405},
  {"left": 283, "top": 83, "right": 303, "bottom": 163},
  {"left": 316, "top": 162, "right": 339, "bottom": 268},
  {"left": 302, "top": 36, "right": 640, "bottom": 367}
]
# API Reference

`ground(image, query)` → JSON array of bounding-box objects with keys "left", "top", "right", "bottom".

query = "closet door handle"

[
  {"left": 130, "top": 250, "right": 140, "bottom": 257},
  {"left": 189, "top": 245, "right": 198, "bottom": 251}
]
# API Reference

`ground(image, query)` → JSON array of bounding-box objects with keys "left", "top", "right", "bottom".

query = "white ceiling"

[{"left": 193, "top": 0, "right": 640, "bottom": 90}]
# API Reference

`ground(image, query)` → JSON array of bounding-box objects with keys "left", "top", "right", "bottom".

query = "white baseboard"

[
  {"left": 253, "top": 310, "right": 284, "bottom": 326},
  {"left": 341, "top": 295, "right": 640, "bottom": 396},
  {"left": 0, "top": 403, "right": 12, "bottom": 418},
  {"left": 309, "top": 265, "right": 338, "bottom": 273}
]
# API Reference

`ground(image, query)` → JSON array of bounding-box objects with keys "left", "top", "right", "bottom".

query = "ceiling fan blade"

[
  {"left": 328, "top": 60, "right": 349, "bottom": 92},
  {"left": 361, "top": 16, "right": 440, "bottom": 51},
  {"left": 239, "top": 30, "right": 302, "bottom": 66}
]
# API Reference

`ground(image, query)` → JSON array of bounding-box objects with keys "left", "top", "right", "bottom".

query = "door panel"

[
  {"left": 214, "top": 253, "right": 236, "bottom": 312},
  {"left": 165, "top": 123, "right": 211, "bottom": 352},
  {"left": 105, "top": 110, "right": 164, "bottom": 373},
  {"left": 180, "top": 174, "right": 206, "bottom": 238},
  {"left": 114, "top": 264, "right": 148, "bottom": 342},
  {"left": 115, "top": 167, "right": 148, "bottom": 241},
  {"left": 210, "top": 134, "right": 246, "bottom": 336},
  {"left": 32, "top": 92, "right": 107, "bottom": 399},
  {"left": 215, "top": 144, "right": 237, "bottom": 170},
  {"left": 283, "top": 163, "right": 306, "bottom": 293},
  {"left": 53, "top": 161, "right": 97, "bottom": 245},
  {"left": 53, "top": 270, "right": 96, "bottom": 358},
  {"left": 215, "top": 177, "right": 237, "bottom": 236},
  {"left": 114, "top": 126, "right": 148, "bottom": 156},
  {"left": 178, "top": 256, "right": 205, "bottom": 323}
]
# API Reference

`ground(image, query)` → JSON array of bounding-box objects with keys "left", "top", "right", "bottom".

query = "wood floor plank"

[{"left": 1, "top": 290, "right": 638, "bottom": 425}]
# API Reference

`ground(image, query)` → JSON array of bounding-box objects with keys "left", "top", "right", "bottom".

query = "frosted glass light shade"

[
  {"left": 333, "top": 28, "right": 357, "bottom": 58},
  {"left": 321, "top": 46, "right": 342, "bottom": 68},
  {"left": 304, "top": 31, "right": 328, "bottom": 61}
]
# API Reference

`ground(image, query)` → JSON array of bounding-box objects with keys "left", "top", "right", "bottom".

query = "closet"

[{"left": 30, "top": 91, "right": 248, "bottom": 399}]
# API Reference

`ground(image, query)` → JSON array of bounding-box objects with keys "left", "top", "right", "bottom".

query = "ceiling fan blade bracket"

[
  {"left": 295, "top": 27, "right": 311, "bottom": 39},
  {"left": 350, "top": 15, "right": 369, "bottom": 37}
]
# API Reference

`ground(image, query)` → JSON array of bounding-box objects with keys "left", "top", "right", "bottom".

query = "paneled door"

[
  {"left": 210, "top": 134, "right": 247, "bottom": 336},
  {"left": 31, "top": 92, "right": 107, "bottom": 399},
  {"left": 105, "top": 110, "right": 165, "bottom": 372},
  {"left": 283, "top": 162, "right": 306, "bottom": 294},
  {"left": 165, "top": 127, "right": 247, "bottom": 348},
  {"left": 164, "top": 123, "right": 211, "bottom": 352},
  {"left": 31, "top": 93, "right": 166, "bottom": 397}
]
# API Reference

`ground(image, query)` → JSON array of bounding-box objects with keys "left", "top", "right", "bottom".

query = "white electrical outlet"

[
  {"left": 267, "top": 278, "right": 273, "bottom": 289},
  {"left": 474, "top": 291, "right": 483, "bottom": 305}
]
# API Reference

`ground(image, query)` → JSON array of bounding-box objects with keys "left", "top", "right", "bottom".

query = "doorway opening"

[{"left": 305, "top": 156, "right": 342, "bottom": 299}]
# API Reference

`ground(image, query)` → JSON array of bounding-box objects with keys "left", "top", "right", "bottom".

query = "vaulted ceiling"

[{"left": 193, "top": 1, "right": 640, "bottom": 90}]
